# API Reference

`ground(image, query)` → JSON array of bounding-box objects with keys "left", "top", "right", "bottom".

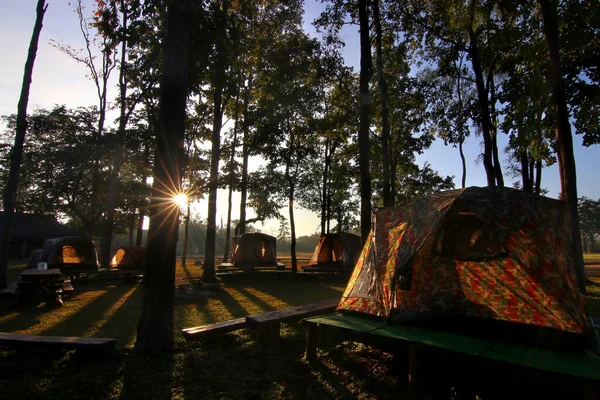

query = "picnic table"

[{"left": 14, "top": 268, "right": 72, "bottom": 306}]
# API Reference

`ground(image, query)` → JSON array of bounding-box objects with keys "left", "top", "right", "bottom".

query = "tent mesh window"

[
  {"left": 62, "top": 245, "right": 85, "bottom": 263},
  {"left": 434, "top": 213, "right": 505, "bottom": 261}
]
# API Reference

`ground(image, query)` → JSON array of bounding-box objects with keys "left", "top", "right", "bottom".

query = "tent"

[
  {"left": 27, "top": 236, "right": 99, "bottom": 273},
  {"left": 231, "top": 232, "right": 279, "bottom": 267},
  {"left": 217, "top": 232, "right": 284, "bottom": 272},
  {"left": 110, "top": 246, "right": 146, "bottom": 270},
  {"left": 304, "top": 232, "right": 362, "bottom": 272},
  {"left": 339, "top": 186, "right": 598, "bottom": 351}
]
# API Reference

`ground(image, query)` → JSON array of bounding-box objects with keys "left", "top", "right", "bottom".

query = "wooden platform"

[
  {"left": 301, "top": 266, "right": 348, "bottom": 274},
  {"left": 0, "top": 332, "right": 116, "bottom": 354},
  {"left": 304, "top": 313, "right": 600, "bottom": 399}
]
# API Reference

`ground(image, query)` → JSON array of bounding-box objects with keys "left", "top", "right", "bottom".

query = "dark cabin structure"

[{"left": 0, "top": 212, "right": 79, "bottom": 258}]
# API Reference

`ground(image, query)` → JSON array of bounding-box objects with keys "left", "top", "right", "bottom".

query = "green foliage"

[{"left": 579, "top": 197, "right": 600, "bottom": 253}]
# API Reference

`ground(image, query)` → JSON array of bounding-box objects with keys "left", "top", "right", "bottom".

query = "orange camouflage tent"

[
  {"left": 304, "top": 232, "right": 362, "bottom": 272},
  {"left": 338, "top": 187, "right": 598, "bottom": 351}
]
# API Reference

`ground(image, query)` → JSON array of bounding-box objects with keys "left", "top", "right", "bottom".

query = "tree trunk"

[
  {"left": 181, "top": 200, "right": 190, "bottom": 266},
  {"left": 0, "top": 0, "right": 47, "bottom": 289},
  {"left": 128, "top": 213, "right": 135, "bottom": 246},
  {"left": 517, "top": 120, "right": 533, "bottom": 193},
  {"left": 321, "top": 137, "right": 330, "bottom": 235},
  {"left": 468, "top": 0, "right": 496, "bottom": 187},
  {"left": 456, "top": 62, "right": 467, "bottom": 189},
  {"left": 239, "top": 78, "right": 252, "bottom": 236},
  {"left": 373, "top": 0, "right": 392, "bottom": 207},
  {"left": 289, "top": 188, "right": 297, "bottom": 275},
  {"left": 202, "top": 2, "right": 228, "bottom": 284},
  {"left": 540, "top": 0, "right": 585, "bottom": 293},
  {"left": 223, "top": 101, "right": 239, "bottom": 262},
  {"left": 358, "top": 0, "right": 372, "bottom": 244},
  {"left": 100, "top": 6, "right": 128, "bottom": 269},
  {"left": 136, "top": 0, "right": 189, "bottom": 356},
  {"left": 488, "top": 72, "right": 504, "bottom": 187},
  {"left": 286, "top": 122, "right": 297, "bottom": 276},
  {"left": 135, "top": 207, "right": 145, "bottom": 246},
  {"left": 535, "top": 159, "right": 542, "bottom": 195}
]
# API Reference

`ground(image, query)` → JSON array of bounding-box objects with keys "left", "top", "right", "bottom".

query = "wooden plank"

[
  {"left": 246, "top": 298, "right": 339, "bottom": 330},
  {"left": 0, "top": 332, "right": 116, "bottom": 353},
  {"left": 182, "top": 317, "right": 247, "bottom": 341},
  {"left": 304, "top": 313, "right": 600, "bottom": 382},
  {"left": 301, "top": 266, "right": 347, "bottom": 273}
]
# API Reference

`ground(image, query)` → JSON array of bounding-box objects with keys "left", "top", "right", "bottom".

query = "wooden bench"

[
  {"left": 0, "top": 332, "right": 116, "bottom": 354},
  {"left": 182, "top": 318, "right": 247, "bottom": 341},
  {"left": 182, "top": 298, "right": 340, "bottom": 342},
  {"left": 245, "top": 298, "right": 339, "bottom": 341}
]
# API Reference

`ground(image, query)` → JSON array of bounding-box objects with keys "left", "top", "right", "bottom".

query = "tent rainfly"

[
  {"left": 304, "top": 232, "right": 362, "bottom": 272},
  {"left": 338, "top": 186, "right": 599, "bottom": 352},
  {"left": 110, "top": 246, "right": 146, "bottom": 270}
]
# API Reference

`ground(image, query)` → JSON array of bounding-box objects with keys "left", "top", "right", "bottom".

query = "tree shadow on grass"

[
  {"left": 217, "top": 285, "right": 251, "bottom": 319},
  {"left": 119, "top": 351, "right": 175, "bottom": 400},
  {"left": 40, "top": 282, "right": 141, "bottom": 338},
  {"left": 226, "top": 279, "right": 344, "bottom": 308}
]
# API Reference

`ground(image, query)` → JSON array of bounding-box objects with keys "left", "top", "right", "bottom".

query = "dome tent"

[
  {"left": 338, "top": 187, "right": 598, "bottom": 352},
  {"left": 304, "top": 232, "right": 362, "bottom": 272},
  {"left": 27, "top": 236, "right": 99, "bottom": 273},
  {"left": 231, "top": 232, "right": 278, "bottom": 267},
  {"left": 110, "top": 246, "right": 146, "bottom": 270},
  {"left": 218, "top": 232, "right": 284, "bottom": 273}
]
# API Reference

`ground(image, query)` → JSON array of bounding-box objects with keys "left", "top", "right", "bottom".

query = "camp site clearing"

[{"left": 1, "top": 208, "right": 600, "bottom": 400}]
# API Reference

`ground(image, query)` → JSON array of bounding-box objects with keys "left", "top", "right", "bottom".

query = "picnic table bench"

[
  {"left": 304, "top": 313, "right": 600, "bottom": 400},
  {"left": 13, "top": 268, "right": 72, "bottom": 306},
  {"left": 182, "top": 298, "right": 340, "bottom": 342},
  {"left": 0, "top": 332, "right": 116, "bottom": 354}
]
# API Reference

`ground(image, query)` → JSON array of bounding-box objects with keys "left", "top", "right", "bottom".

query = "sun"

[{"left": 173, "top": 193, "right": 188, "bottom": 209}]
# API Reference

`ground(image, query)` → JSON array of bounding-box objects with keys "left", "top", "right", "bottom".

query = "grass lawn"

[{"left": 1, "top": 258, "right": 599, "bottom": 400}]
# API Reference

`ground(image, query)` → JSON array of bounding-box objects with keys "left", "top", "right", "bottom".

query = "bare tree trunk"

[
  {"left": 468, "top": 0, "right": 496, "bottom": 187},
  {"left": 358, "top": 0, "right": 372, "bottom": 244},
  {"left": 202, "top": 2, "right": 228, "bottom": 284},
  {"left": 136, "top": 0, "right": 189, "bottom": 356},
  {"left": 286, "top": 123, "right": 297, "bottom": 276},
  {"left": 321, "top": 137, "right": 329, "bottom": 235},
  {"left": 181, "top": 200, "right": 190, "bottom": 266},
  {"left": 135, "top": 207, "right": 145, "bottom": 247},
  {"left": 223, "top": 102, "right": 239, "bottom": 262},
  {"left": 373, "top": 0, "right": 392, "bottom": 207},
  {"left": 100, "top": 5, "right": 128, "bottom": 269},
  {"left": 0, "top": 0, "right": 47, "bottom": 288},
  {"left": 540, "top": 0, "right": 585, "bottom": 293},
  {"left": 535, "top": 159, "right": 542, "bottom": 195},
  {"left": 239, "top": 78, "right": 252, "bottom": 236},
  {"left": 456, "top": 61, "right": 467, "bottom": 189},
  {"left": 128, "top": 214, "right": 135, "bottom": 246},
  {"left": 488, "top": 72, "right": 504, "bottom": 187},
  {"left": 517, "top": 120, "right": 533, "bottom": 193}
]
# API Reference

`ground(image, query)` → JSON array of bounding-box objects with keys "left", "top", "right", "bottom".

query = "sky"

[{"left": 1, "top": 1, "right": 600, "bottom": 238}]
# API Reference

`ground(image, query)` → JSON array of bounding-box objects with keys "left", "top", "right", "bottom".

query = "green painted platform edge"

[{"left": 305, "top": 314, "right": 600, "bottom": 381}]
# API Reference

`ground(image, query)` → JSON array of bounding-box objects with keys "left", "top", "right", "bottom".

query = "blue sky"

[{"left": 1, "top": 0, "right": 599, "bottom": 237}]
